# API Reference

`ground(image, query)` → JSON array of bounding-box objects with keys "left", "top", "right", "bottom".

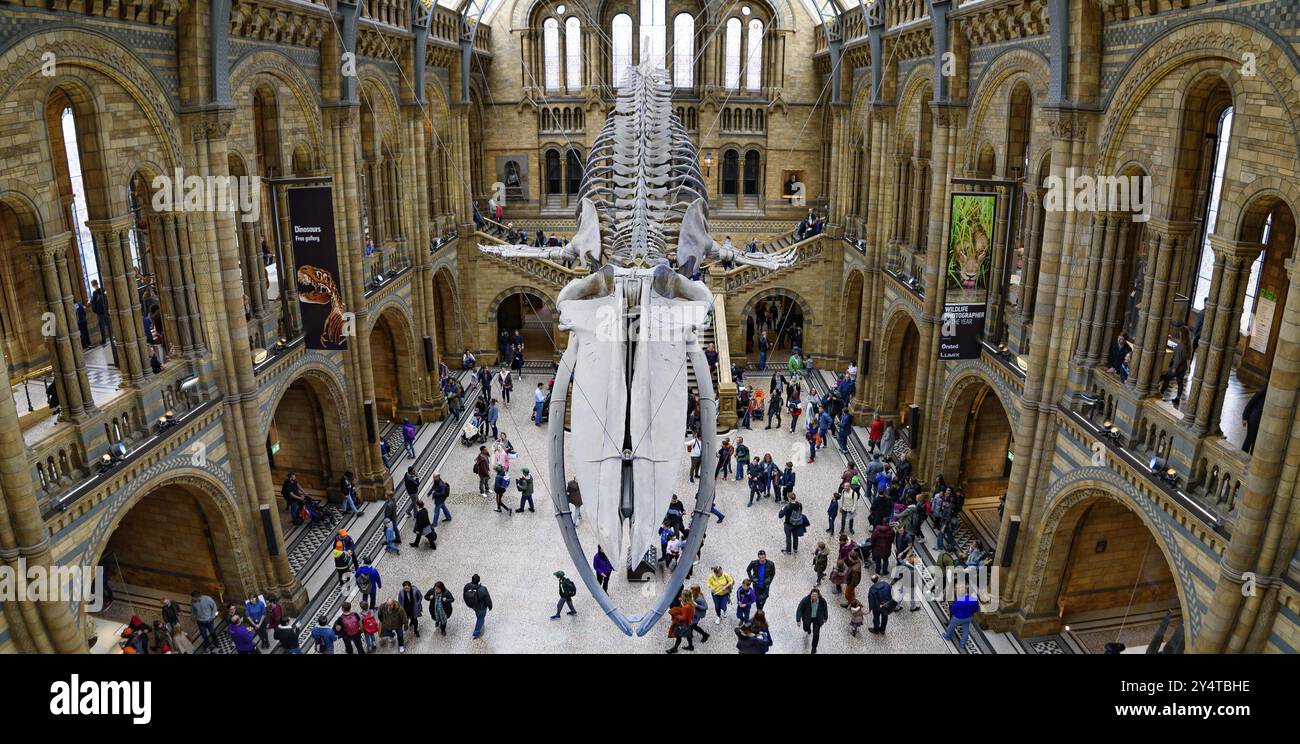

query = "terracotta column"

[
  {"left": 1198, "top": 254, "right": 1300, "bottom": 652},
  {"left": 1129, "top": 220, "right": 1194, "bottom": 397},
  {"left": 87, "top": 217, "right": 148, "bottom": 386},
  {"left": 21, "top": 235, "right": 88, "bottom": 421},
  {"left": 1072, "top": 212, "right": 1110, "bottom": 365},
  {"left": 0, "top": 338, "right": 84, "bottom": 653},
  {"left": 1184, "top": 236, "right": 1262, "bottom": 436},
  {"left": 1084, "top": 212, "right": 1124, "bottom": 365}
]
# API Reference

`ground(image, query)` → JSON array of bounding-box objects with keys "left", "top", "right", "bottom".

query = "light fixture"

[
  {"left": 253, "top": 348, "right": 269, "bottom": 364},
  {"left": 703, "top": 153, "right": 714, "bottom": 176}
]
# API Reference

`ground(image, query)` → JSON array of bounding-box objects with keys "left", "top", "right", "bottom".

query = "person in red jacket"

[
  {"left": 868, "top": 415, "right": 885, "bottom": 454},
  {"left": 665, "top": 592, "right": 697, "bottom": 654},
  {"left": 871, "top": 521, "right": 894, "bottom": 576}
]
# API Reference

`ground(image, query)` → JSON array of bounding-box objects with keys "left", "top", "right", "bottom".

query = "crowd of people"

[{"left": 132, "top": 340, "right": 990, "bottom": 655}]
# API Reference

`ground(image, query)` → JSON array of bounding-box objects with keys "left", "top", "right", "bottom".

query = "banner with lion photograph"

[
  {"left": 940, "top": 192, "right": 997, "bottom": 360},
  {"left": 288, "top": 186, "right": 349, "bottom": 350}
]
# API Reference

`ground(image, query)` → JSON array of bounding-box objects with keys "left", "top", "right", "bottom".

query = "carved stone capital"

[{"left": 188, "top": 109, "right": 235, "bottom": 142}]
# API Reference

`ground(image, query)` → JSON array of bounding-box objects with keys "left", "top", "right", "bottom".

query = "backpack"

[
  {"left": 785, "top": 503, "right": 803, "bottom": 526},
  {"left": 561, "top": 577, "right": 577, "bottom": 598},
  {"left": 361, "top": 612, "right": 380, "bottom": 634},
  {"left": 339, "top": 613, "right": 361, "bottom": 636},
  {"left": 464, "top": 585, "right": 481, "bottom": 609},
  {"left": 356, "top": 572, "right": 372, "bottom": 593}
]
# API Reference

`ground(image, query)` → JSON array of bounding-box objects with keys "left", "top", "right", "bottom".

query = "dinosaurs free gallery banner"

[
  {"left": 288, "top": 186, "right": 348, "bottom": 351},
  {"left": 940, "top": 192, "right": 997, "bottom": 360}
]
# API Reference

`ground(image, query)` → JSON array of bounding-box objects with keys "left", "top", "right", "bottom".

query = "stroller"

[
  {"left": 460, "top": 414, "right": 488, "bottom": 447},
  {"left": 298, "top": 496, "right": 336, "bottom": 527}
]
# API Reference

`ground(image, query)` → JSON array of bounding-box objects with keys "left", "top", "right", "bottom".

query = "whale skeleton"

[{"left": 478, "top": 62, "right": 794, "bottom": 636}]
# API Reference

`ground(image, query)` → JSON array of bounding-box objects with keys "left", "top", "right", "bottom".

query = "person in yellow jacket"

[{"left": 706, "top": 566, "right": 736, "bottom": 625}]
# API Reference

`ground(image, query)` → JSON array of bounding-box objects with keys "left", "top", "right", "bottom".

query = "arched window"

[
  {"left": 745, "top": 19, "right": 764, "bottom": 91},
  {"left": 743, "top": 150, "right": 761, "bottom": 195},
  {"left": 545, "top": 149, "right": 562, "bottom": 195},
  {"left": 565, "top": 17, "right": 583, "bottom": 91},
  {"left": 566, "top": 149, "right": 583, "bottom": 194},
  {"left": 612, "top": 14, "right": 633, "bottom": 88},
  {"left": 1193, "top": 107, "right": 1234, "bottom": 311},
  {"left": 724, "top": 18, "right": 742, "bottom": 91},
  {"left": 639, "top": 0, "right": 666, "bottom": 67},
  {"left": 721, "top": 149, "right": 739, "bottom": 195},
  {"left": 543, "top": 18, "right": 561, "bottom": 91},
  {"left": 673, "top": 13, "right": 694, "bottom": 88}
]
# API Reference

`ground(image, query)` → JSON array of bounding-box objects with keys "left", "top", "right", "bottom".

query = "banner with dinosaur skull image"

[
  {"left": 939, "top": 192, "right": 997, "bottom": 360},
  {"left": 288, "top": 186, "right": 348, "bottom": 350}
]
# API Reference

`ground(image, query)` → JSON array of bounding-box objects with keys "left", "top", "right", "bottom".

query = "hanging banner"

[
  {"left": 288, "top": 186, "right": 348, "bottom": 350},
  {"left": 940, "top": 192, "right": 997, "bottom": 360}
]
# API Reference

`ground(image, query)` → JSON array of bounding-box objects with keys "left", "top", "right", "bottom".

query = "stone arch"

[
  {"left": 878, "top": 306, "right": 921, "bottom": 417},
  {"left": 359, "top": 69, "right": 402, "bottom": 152},
  {"left": 840, "top": 269, "right": 865, "bottom": 360},
  {"left": 433, "top": 266, "right": 463, "bottom": 356},
  {"left": 1024, "top": 473, "right": 1201, "bottom": 643},
  {"left": 486, "top": 284, "right": 557, "bottom": 324},
  {"left": 740, "top": 287, "right": 814, "bottom": 332},
  {"left": 962, "top": 47, "right": 1050, "bottom": 168},
  {"left": 1222, "top": 179, "right": 1300, "bottom": 245},
  {"left": 261, "top": 361, "right": 354, "bottom": 499},
  {"left": 894, "top": 63, "right": 935, "bottom": 138},
  {"left": 368, "top": 300, "right": 419, "bottom": 421},
  {"left": 0, "top": 184, "right": 48, "bottom": 240},
  {"left": 933, "top": 366, "right": 1016, "bottom": 493},
  {"left": 1098, "top": 18, "right": 1300, "bottom": 174},
  {"left": 81, "top": 463, "right": 258, "bottom": 608},
  {"left": 228, "top": 48, "right": 324, "bottom": 160},
  {"left": 4, "top": 29, "right": 182, "bottom": 201}
]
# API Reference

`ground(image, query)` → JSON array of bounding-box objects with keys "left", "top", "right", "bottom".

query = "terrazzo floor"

[{"left": 339, "top": 373, "right": 952, "bottom": 654}]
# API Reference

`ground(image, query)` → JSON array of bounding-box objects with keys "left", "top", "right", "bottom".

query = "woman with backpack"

[
  {"left": 359, "top": 601, "right": 380, "bottom": 652},
  {"left": 334, "top": 602, "right": 366, "bottom": 655}
]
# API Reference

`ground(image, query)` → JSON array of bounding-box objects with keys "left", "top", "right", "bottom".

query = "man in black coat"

[
  {"left": 90, "top": 279, "right": 108, "bottom": 345},
  {"left": 398, "top": 581, "right": 422, "bottom": 638},
  {"left": 409, "top": 500, "right": 436, "bottom": 549},
  {"left": 867, "top": 574, "right": 894, "bottom": 635},
  {"left": 795, "top": 588, "right": 830, "bottom": 654},
  {"left": 430, "top": 471, "right": 452, "bottom": 525},
  {"left": 463, "top": 575, "right": 493, "bottom": 639},
  {"left": 1241, "top": 388, "right": 1267, "bottom": 454},
  {"left": 383, "top": 493, "right": 401, "bottom": 542},
  {"left": 745, "top": 551, "right": 777, "bottom": 610}
]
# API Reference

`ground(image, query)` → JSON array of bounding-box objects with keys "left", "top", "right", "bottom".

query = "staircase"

[{"left": 715, "top": 233, "right": 825, "bottom": 295}]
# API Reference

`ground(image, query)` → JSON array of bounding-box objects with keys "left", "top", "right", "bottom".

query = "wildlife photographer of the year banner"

[
  {"left": 288, "top": 186, "right": 348, "bottom": 350},
  {"left": 940, "top": 192, "right": 997, "bottom": 360}
]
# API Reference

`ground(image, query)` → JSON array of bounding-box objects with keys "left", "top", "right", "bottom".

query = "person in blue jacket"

[
  {"left": 355, "top": 557, "right": 382, "bottom": 610},
  {"left": 311, "top": 614, "right": 338, "bottom": 653},
  {"left": 944, "top": 592, "right": 980, "bottom": 648}
]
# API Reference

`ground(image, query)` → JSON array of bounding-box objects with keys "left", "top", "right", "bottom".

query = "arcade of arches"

[{"left": 0, "top": 0, "right": 1298, "bottom": 656}]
